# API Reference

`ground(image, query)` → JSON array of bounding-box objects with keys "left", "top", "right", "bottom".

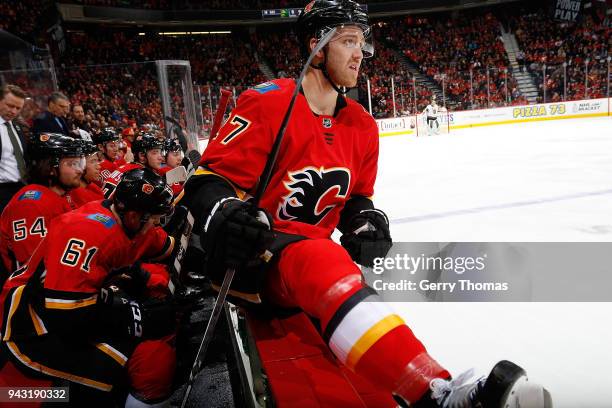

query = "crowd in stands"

[
  {"left": 60, "top": 30, "right": 267, "bottom": 89},
  {"left": 0, "top": 0, "right": 51, "bottom": 45},
  {"left": 378, "top": 12, "right": 529, "bottom": 110},
  {"left": 252, "top": 25, "right": 421, "bottom": 118},
  {"left": 511, "top": 10, "right": 610, "bottom": 102},
  {"left": 252, "top": 10, "right": 533, "bottom": 115},
  {"left": 358, "top": 45, "right": 430, "bottom": 118},
  {"left": 2, "top": 1, "right": 609, "bottom": 133},
  {"left": 253, "top": 29, "right": 302, "bottom": 79},
  {"left": 52, "top": 30, "right": 266, "bottom": 134},
  {"left": 249, "top": 9, "right": 542, "bottom": 115}
]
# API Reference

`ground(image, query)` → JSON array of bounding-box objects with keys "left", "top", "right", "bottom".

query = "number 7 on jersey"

[{"left": 221, "top": 115, "right": 251, "bottom": 145}]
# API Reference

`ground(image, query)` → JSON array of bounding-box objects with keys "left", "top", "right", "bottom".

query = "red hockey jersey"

[
  {"left": 99, "top": 158, "right": 119, "bottom": 185},
  {"left": 1, "top": 200, "right": 172, "bottom": 339},
  {"left": 71, "top": 183, "right": 105, "bottom": 208},
  {"left": 0, "top": 185, "right": 76, "bottom": 274},
  {"left": 200, "top": 79, "right": 379, "bottom": 239},
  {"left": 100, "top": 163, "right": 144, "bottom": 199}
]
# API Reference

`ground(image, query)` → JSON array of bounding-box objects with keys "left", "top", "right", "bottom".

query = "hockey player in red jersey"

[
  {"left": 161, "top": 138, "right": 184, "bottom": 170},
  {"left": 181, "top": 1, "right": 550, "bottom": 407},
  {"left": 102, "top": 133, "right": 165, "bottom": 199},
  {"left": 96, "top": 127, "right": 122, "bottom": 185},
  {"left": 0, "top": 133, "right": 85, "bottom": 283},
  {"left": 0, "top": 168, "right": 178, "bottom": 407},
  {"left": 99, "top": 134, "right": 178, "bottom": 308},
  {"left": 158, "top": 138, "right": 185, "bottom": 196},
  {"left": 71, "top": 139, "right": 104, "bottom": 207},
  {"left": 124, "top": 132, "right": 164, "bottom": 173}
]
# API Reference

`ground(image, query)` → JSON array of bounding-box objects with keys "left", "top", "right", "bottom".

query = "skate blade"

[{"left": 502, "top": 376, "right": 553, "bottom": 408}]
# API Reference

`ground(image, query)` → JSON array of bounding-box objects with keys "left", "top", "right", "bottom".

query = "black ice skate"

[{"left": 411, "top": 360, "right": 552, "bottom": 408}]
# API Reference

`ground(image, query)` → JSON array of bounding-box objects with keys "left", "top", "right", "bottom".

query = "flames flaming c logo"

[{"left": 277, "top": 167, "right": 350, "bottom": 225}]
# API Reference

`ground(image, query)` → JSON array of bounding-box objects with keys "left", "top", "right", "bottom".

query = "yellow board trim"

[
  {"left": 5, "top": 341, "right": 113, "bottom": 391},
  {"left": 3, "top": 285, "right": 25, "bottom": 341},
  {"left": 95, "top": 343, "right": 128, "bottom": 367},
  {"left": 345, "top": 314, "right": 405, "bottom": 370},
  {"left": 450, "top": 112, "right": 608, "bottom": 130},
  {"left": 376, "top": 111, "right": 610, "bottom": 137},
  {"left": 45, "top": 295, "right": 97, "bottom": 310},
  {"left": 380, "top": 130, "right": 416, "bottom": 138}
]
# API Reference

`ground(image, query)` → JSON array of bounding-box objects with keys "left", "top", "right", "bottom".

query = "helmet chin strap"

[{"left": 310, "top": 50, "right": 350, "bottom": 95}]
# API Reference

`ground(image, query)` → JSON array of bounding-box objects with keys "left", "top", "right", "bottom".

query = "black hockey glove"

[
  {"left": 203, "top": 197, "right": 273, "bottom": 270},
  {"left": 99, "top": 285, "right": 176, "bottom": 339},
  {"left": 162, "top": 205, "right": 190, "bottom": 238},
  {"left": 105, "top": 262, "right": 151, "bottom": 299},
  {"left": 340, "top": 209, "right": 393, "bottom": 268}
]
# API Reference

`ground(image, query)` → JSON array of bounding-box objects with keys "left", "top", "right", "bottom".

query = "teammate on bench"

[{"left": 1, "top": 168, "right": 178, "bottom": 407}]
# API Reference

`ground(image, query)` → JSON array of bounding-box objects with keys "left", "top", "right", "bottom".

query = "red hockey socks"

[{"left": 321, "top": 287, "right": 450, "bottom": 404}]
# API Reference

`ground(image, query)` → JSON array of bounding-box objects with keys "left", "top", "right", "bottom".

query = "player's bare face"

[
  {"left": 122, "top": 210, "right": 145, "bottom": 235},
  {"left": 146, "top": 148, "right": 163, "bottom": 170},
  {"left": 84, "top": 153, "right": 101, "bottom": 183},
  {"left": 166, "top": 151, "right": 183, "bottom": 168},
  {"left": 58, "top": 157, "right": 85, "bottom": 188},
  {"left": 134, "top": 213, "right": 163, "bottom": 235},
  {"left": 326, "top": 27, "right": 365, "bottom": 88},
  {"left": 104, "top": 141, "right": 119, "bottom": 160},
  {"left": 148, "top": 214, "right": 163, "bottom": 227}
]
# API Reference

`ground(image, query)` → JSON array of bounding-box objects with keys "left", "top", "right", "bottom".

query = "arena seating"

[
  {"left": 2, "top": 2, "right": 607, "bottom": 133},
  {"left": 512, "top": 9, "right": 610, "bottom": 102}
]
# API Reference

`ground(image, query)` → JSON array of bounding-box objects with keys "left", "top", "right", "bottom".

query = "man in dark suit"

[
  {"left": 32, "top": 92, "right": 71, "bottom": 136},
  {"left": 0, "top": 84, "right": 28, "bottom": 213}
]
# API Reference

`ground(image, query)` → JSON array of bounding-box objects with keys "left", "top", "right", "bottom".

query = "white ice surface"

[
  {"left": 391, "top": 302, "right": 611, "bottom": 408},
  {"left": 376, "top": 117, "right": 612, "bottom": 407},
  {"left": 378, "top": 117, "right": 612, "bottom": 242}
]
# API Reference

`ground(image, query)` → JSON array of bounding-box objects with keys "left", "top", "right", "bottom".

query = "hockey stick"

[
  {"left": 180, "top": 28, "right": 338, "bottom": 408},
  {"left": 209, "top": 89, "right": 233, "bottom": 140}
]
